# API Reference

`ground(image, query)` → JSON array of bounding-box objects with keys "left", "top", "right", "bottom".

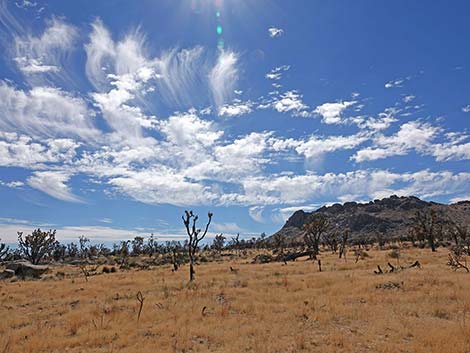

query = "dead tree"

[
  {"left": 18, "top": 229, "right": 56, "bottom": 264},
  {"left": 79, "top": 264, "right": 99, "bottom": 282},
  {"left": 413, "top": 209, "right": 438, "bottom": 252},
  {"left": 182, "top": 210, "right": 213, "bottom": 282},
  {"left": 303, "top": 214, "right": 329, "bottom": 260},
  {"left": 322, "top": 231, "right": 339, "bottom": 253},
  {"left": 449, "top": 221, "right": 469, "bottom": 254},
  {"left": 231, "top": 233, "right": 240, "bottom": 256},
  {"left": 339, "top": 229, "right": 349, "bottom": 259},
  {"left": 447, "top": 253, "right": 469, "bottom": 272}
]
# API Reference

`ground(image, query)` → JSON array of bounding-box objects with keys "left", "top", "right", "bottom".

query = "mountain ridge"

[{"left": 273, "top": 195, "right": 470, "bottom": 241}]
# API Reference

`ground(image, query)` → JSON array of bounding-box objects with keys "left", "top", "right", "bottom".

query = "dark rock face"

[
  {"left": 271, "top": 195, "right": 470, "bottom": 241},
  {"left": 284, "top": 210, "right": 309, "bottom": 228}
]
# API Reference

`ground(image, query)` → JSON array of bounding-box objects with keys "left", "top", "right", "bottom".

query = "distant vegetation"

[{"left": 0, "top": 200, "right": 469, "bottom": 279}]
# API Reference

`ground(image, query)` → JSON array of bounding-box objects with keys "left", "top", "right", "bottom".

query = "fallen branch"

[
  {"left": 136, "top": 291, "right": 145, "bottom": 321},
  {"left": 374, "top": 261, "right": 422, "bottom": 275},
  {"left": 447, "top": 253, "right": 469, "bottom": 272},
  {"left": 277, "top": 250, "right": 315, "bottom": 262}
]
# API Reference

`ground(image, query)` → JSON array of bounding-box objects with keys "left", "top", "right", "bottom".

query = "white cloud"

[
  {"left": 211, "top": 222, "right": 245, "bottom": 234},
  {"left": 0, "top": 221, "right": 182, "bottom": 243},
  {"left": 313, "top": 101, "right": 356, "bottom": 124},
  {"left": 268, "top": 27, "right": 284, "bottom": 38},
  {"left": 27, "top": 171, "right": 83, "bottom": 203},
  {"left": 13, "top": 17, "right": 77, "bottom": 75},
  {"left": 265, "top": 65, "right": 290, "bottom": 80},
  {"left": 158, "top": 111, "right": 222, "bottom": 153},
  {"left": 218, "top": 100, "right": 253, "bottom": 117},
  {"left": 450, "top": 195, "right": 470, "bottom": 203},
  {"left": 86, "top": 19, "right": 243, "bottom": 114},
  {"left": 0, "top": 81, "right": 99, "bottom": 141},
  {"left": 108, "top": 167, "right": 217, "bottom": 206},
  {"left": 209, "top": 50, "right": 239, "bottom": 107},
  {"left": 231, "top": 169, "right": 470, "bottom": 207},
  {"left": 248, "top": 206, "right": 265, "bottom": 223},
  {"left": 431, "top": 138, "right": 470, "bottom": 161},
  {"left": 385, "top": 79, "right": 404, "bottom": 88},
  {"left": 351, "top": 107, "right": 399, "bottom": 132},
  {"left": 156, "top": 46, "right": 207, "bottom": 107},
  {"left": 273, "top": 204, "right": 321, "bottom": 223},
  {"left": 462, "top": 105, "right": 470, "bottom": 113},
  {"left": 213, "top": 132, "right": 271, "bottom": 179},
  {"left": 295, "top": 133, "right": 368, "bottom": 159},
  {"left": 403, "top": 95, "right": 416, "bottom": 103},
  {"left": 0, "top": 133, "right": 80, "bottom": 168},
  {"left": 352, "top": 121, "right": 439, "bottom": 162},
  {"left": 91, "top": 71, "right": 158, "bottom": 140},
  {"left": 271, "top": 91, "right": 308, "bottom": 113},
  {"left": 0, "top": 180, "right": 24, "bottom": 188}
]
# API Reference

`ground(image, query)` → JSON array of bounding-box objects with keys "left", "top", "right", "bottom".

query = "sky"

[{"left": 0, "top": 0, "right": 469, "bottom": 244}]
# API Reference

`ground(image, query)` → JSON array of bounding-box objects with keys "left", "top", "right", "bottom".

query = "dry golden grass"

[{"left": 1, "top": 248, "right": 470, "bottom": 353}]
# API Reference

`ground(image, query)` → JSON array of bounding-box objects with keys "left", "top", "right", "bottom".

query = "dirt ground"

[{"left": 1, "top": 248, "right": 469, "bottom": 353}]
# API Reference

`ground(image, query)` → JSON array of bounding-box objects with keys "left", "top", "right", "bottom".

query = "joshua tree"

[
  {"left": 66, "top": 242, "right": 79, "bottom": 258},
  {"left": 0, "top": 238, "right": 9, "bottom": 261},
  {"left": 272, "top": 232, "right": 285, "bottom": 254},
  {"left": 182, "top": 210, "right": 213, "bottom": 281},
  {"left": 132, "top": 236, "right": 145, "bottom": 255},
  {"left": 117, "top": 240, "right": 130, "bottom": 266},
  {"left": 78, "top": 235, "right": 90, "bottom": 259},
  {"left": 18, "top": 228, "right": 56, "bottom": 264},
  {"left": 413, "top": 209, "right": 438, "bottom": 252},
  {"left": 303, "top": 214, "right": 329, "bottom": 259},
  {"left": 231, "top": 233, "right": 240, "bottom": 255},
  {"left": 212, "top": 233, "right": 225, "bottom": 253},
  {"left": 146, "top": 234, "right": 159, "bottom": 257}
]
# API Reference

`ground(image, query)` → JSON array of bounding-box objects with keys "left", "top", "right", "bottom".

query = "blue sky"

[{"left": 0, "top": 0, "right": 469, "bottom": 244}]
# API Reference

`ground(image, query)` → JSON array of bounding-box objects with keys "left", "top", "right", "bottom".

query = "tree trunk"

[
  {"left": 189, "top": 257, "right": 195, "bottom": 281},
  {"left": 430, "top": 238, "right": 436, "bottom": 252}
]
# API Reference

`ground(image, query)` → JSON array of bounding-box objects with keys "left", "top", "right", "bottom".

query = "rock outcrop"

[{"left": 272, "top": 195, "right": 470, "bottom": 242}]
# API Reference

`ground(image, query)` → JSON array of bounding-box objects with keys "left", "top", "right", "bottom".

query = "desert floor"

[{"left": 1, "top": 248, "right": 469, "bottom": 353}]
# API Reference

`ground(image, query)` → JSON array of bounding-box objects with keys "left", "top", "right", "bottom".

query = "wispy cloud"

[
  {"left": 0, "top": 81, "right": 99, "bottom": 141},
  {"left": 265, "top": 65, "right": 290, "bottom": 80},
  {"left": 268, "top": 27, "right": 284, "bottom": 38},
  {"left": 13, "top": 17, "right": 77, "bottom": 83},
  {"left": 209, "top": 50, "right": 239, "bottom": 107},
  {"left": 27, "top": 171, "right": 83, "bottom": 203},
  {"left": 0, "top": 180, "right": 23, "bottom": 188},
  {"left": 385, "top": 76, "right": 411, "bottom": 89},
  {"left": 352, "top": 121, "right": 439, "bottom": 162}
]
